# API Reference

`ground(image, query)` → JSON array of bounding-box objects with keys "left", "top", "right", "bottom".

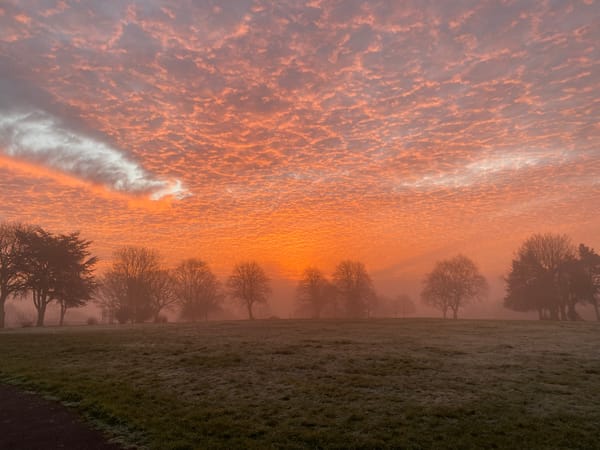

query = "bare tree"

[
  {"left": 148, "top": 269, "right": 177, "bottom": 322},
  {"left": 0, "top": 222, "right": 25, "bottom": 328},
  {"left": 422, "top": 255, "right": 488, "bottom": 319},
  {"left": 227, "top": 261, "right": 270, "bottom": 320},
  {"left": 332, "top": 260, "right": 376, "bottom": 318},
  {"left": 96, "top": 273, "right": 121, "bottom": 324},
  {"left": 173, "top": 259, "right": 222, "bottom": 321},
  {"left": 98, "top": 268, "right": 171, "bottom": 324},
  {"left": 296, "top": 267, "right": 334, "bottom": 319},
  {"left": 102, "top": 246, "right": 162, "bottom": 323}
]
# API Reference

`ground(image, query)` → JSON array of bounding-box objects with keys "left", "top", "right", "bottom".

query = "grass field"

[{"left": 1, "top": 319, "right": 600, "bottom": 449}]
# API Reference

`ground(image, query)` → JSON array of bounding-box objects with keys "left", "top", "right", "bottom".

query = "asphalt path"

[{"left": 0, "top": 384, "right": 123, "bottom": 450}]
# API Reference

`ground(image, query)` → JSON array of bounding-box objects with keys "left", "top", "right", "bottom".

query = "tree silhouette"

[
  {"left": 574, "top": 244, "right": 600, "bottom": 321},
  {"left": 296, "top": 267, "right": 333, "bottom": 319},
  {"left": 422, "top": 255, "right": 488, "bottom": 319},
  {"left": 227, "top": 261, "right": 270, "bottom": 320},
  {"left": 0, "top": 222, "right": 26, "bottom": 328},
  {"left": 504, "top": 234, "right": 576, "bottom": 320},
  {"left": 96, "top": 273, "right": 121, "bottom": 324},
  {"left": 332, "top": 260, "right": 376, "bottom": 318},
  {"left": 101, "top": 247, "right": 163, "bottom": 323},
  {"left": 504, "top": 248, "right": 550, "bottom": 318},
  {"left": 54, "top": 232, "right": 98, "bottom": 326},
  {"left": 18, "top": 228, "right": 63, "bottom": 326},
  {"left": 173, "top": 259, "right": 222, "bottom": 321},
  {"left": 148, "top": 269, "right": 177, "bottom": 322},
  {"left": 16, "top": 228, "right": 97, "bottom": 326}
]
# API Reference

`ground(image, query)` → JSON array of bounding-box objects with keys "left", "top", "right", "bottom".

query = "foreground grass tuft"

[{"left": 1, "top": 319, "right": 600, "bottom": 449}]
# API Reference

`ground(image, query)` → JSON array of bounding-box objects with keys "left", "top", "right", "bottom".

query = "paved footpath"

[{"left": 0, "top": 384, "right": 123, "bottom": 450}]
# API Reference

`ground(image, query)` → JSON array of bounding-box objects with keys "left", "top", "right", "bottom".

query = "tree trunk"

[
  {"left": 452, "top": 308, "right": 458, "bottom": 320},
  {"left": 590, "top": 298, "right": 600, "bottom": 322},
  {"left": 0, "top": 293, "right": 7, "bottom": 328},
  {"left": 549, "top": 306, "right": 559, "bottom": 321},
  {"left": 559, "top": 304, "right": 567, "bottom": 321},
  {"left": 59, "top": 303, "right": 67, "bottom": 326},
  {"left": 567, "top": 302, "right": 579, "bottom": 321},
  {"left": 538, "top": 308, "right": 544, "bottom": 320},
  {"left": 442, "top": 307, "right": 447, "bottom": 319},
  {"left": 247, "top": 302, "right": 254, "bottom": 320},
  {"left": 36, "top": 303, "right": 47, "bottom": 327},
  {"left": 32, "top": 290, "right": 49, "bottom": 327}
]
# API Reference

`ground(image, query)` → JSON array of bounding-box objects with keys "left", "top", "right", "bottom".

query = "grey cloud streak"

[{"left": 0, "top": 109, "right": 189, "bottom": 200}]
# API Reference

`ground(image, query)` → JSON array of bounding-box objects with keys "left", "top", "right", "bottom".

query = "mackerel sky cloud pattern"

[{"left": 0, "top": 1, "right": 599, "bottom": 294}]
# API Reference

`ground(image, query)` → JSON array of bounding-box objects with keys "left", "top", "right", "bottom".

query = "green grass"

[{"left": 1, "top": 319, "right": 600, "bottom": 449}]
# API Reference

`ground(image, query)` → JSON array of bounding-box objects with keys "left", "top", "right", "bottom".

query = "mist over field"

[{"left": 3, "top": 273, "right": 599, "bottom": 327}]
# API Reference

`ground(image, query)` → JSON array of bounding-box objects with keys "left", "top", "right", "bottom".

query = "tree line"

[
  {"left": 96, "top": 251, "right": 382, "bottom": 324},
  {"left": 419, "top": 233, "right": 600, "bottom": 321},
  {"left": 1, "top": 221, "right": 599, "bottom": 327},
  {"left": 0, "top": 221, "right": 404, "bottom": 326}
]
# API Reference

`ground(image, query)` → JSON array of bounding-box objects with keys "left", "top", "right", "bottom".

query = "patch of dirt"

[{"left": 0, "top": 384, "right": 123, "bottom": 450}]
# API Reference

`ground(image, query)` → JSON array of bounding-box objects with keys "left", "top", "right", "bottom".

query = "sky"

[{"left": 1, "top": 1, "right": 599, "bottom": 316}]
